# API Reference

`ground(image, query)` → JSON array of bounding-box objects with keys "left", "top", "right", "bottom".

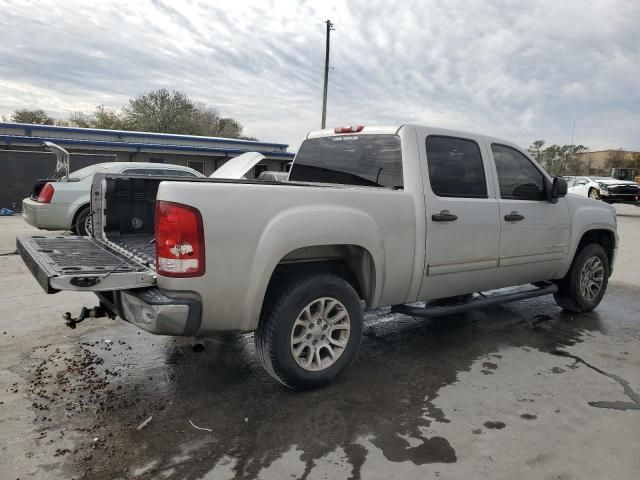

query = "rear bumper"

[
  {"left": 97, "top": 288, "right": 202, "bottom": 336},
  {"left": 22, "top": 197, "right": 69, "bottom": 229},
  {"left": 22, "top": 197, "right": 47, "bottom": 228}
]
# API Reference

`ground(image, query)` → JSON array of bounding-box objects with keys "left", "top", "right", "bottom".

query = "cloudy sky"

[{"left": 1, "top": 0, "right": 638, "bottom": 151}]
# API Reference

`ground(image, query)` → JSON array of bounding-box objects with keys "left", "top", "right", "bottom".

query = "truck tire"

[
  {"left": 255, "top": 274, "right": 363, "bottom": 390},
  {"left": 74, "top": 206, "right": 92, "bottom": 236},
  {"left": 553, "top": 243, "right": 609, "bottom": 313}
]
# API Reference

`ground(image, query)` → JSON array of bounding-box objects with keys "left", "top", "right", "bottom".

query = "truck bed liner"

[{"left": 107, "top": 234, "right": 156, "bottom": 266}]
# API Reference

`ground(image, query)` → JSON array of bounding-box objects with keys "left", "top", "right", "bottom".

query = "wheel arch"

[
  {"left": 242, "top": 205, "right": 386, "bottom": 331},
  {"left": 264, "top": 244, "right": 377, "bottom": 309},
  {"left": 576, "top": 229, "right": 616, "bottom": 271},
  {"left": 70, "top": 202, "right": 90, "bottom": 230}
]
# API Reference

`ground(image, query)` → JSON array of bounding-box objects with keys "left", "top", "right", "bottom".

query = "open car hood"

[{"left": 209, "top": 152, "right": 265, "bottom": 179}]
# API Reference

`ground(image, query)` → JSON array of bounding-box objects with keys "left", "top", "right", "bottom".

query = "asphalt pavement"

[{"left": 1, "top": 205, "right": 639, "bottom": 479}]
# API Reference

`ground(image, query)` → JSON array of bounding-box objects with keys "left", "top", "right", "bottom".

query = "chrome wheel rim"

[
  {"left": 589, "top": 189, "right": 600, "bottom": 199},
  {"left": 579, "top": 256, "right": 604, "bottom": 301},
  {"left": 84, "top": 215, "right": 93, "bottom": 236},
  {"left": 290, "top": 297, "right": 350, "bottom": 372}
]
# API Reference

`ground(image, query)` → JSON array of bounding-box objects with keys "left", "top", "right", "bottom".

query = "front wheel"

[
  {"left": 588, "top": 188, "right": 601, "bottom": 200},
  {"left": 553, "top": 243, "right": 609, "bottom": 313},
  {"left": 255, "top": 274, "right": 363, "bottom": 390}
]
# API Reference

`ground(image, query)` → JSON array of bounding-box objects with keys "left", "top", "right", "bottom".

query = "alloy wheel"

[{"left": 290, "top": 297, "right": 351, "bottom": 372}]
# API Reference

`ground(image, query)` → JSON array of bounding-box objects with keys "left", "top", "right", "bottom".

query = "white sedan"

[
  {"left": 23, "top": 148, "right": 203, "bottom": 235},
  {"left": 567, "top": 176, "right": 640, "bottom": 204}
]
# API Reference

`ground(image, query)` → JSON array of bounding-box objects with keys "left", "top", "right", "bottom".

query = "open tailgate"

[{"left": 17, "top": 234, "right": 156, "bottom": 293}]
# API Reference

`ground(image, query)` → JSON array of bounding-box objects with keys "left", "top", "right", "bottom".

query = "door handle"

[
  {"left": 432, "top": 211, "right": 458, "bottom": 222},
  {"left": 504, "top": 211, "right": 525, "bottom": 222}
]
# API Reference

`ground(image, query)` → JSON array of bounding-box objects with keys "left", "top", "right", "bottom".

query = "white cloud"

[{"left": 0, "top": 0, "right": 638, "bottom": 151}]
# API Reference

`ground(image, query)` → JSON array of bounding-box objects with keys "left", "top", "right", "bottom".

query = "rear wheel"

[
  {"left": 255, "top": 273, "right": 363, "bottom": 390},
  {"left": 553, "top": 243, "right": 609, "bottom": 313},
  {"left": 73, "top": 207, "right": 92, "bottom": 236}
]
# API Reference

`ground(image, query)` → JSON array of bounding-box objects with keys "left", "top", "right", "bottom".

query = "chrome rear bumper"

[{"left": 97, "top": 288, "right": 202, "bottom": 336}]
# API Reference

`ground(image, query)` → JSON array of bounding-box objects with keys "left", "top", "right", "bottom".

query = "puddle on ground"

[{"left": 10, "top": 283, "right": 640, "bottom": 479}]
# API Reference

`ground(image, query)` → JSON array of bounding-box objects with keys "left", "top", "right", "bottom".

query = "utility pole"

[{"left": 321, "top": 19, "right": 334, "bottom": 129}]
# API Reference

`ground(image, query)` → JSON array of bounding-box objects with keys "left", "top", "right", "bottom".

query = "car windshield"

[
  {"left": 67, "top": 164, "right": 111, "bottom": 181},
  {"left": 289, "top": 134, "right": 403, "bottom": 188}
]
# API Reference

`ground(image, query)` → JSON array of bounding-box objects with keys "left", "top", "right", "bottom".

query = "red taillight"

[
  {"left": 37, "top": 183, "right": 55, "bottom": 203},
  {"left": 155, "top": 201, "right": 205, "bottom": 277},
  {"left": 334, "top": 125, "right": 364, "bottom": 134}
]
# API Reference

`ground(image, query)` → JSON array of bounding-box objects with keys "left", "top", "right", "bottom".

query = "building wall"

[{"left": 583, "top": 150, "right": 638, "bottom": 174}]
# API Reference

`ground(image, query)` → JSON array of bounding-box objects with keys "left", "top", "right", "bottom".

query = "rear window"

[
  {"left": 289, "top": 135, "right": 403, "bottom": 188},
  {"left": 68, "top": 163, "right": 110, "bottom": 181},
  {"left": 122, "top": 168, "right": 198, "bottom": 177}
]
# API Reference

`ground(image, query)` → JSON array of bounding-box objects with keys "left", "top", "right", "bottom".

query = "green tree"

[
  {"left": 536, "top": 143, "right": 590, "bottom": 175},
  {"left": 10, "top": 108, "right": 55, "bottom": 125},
  {"left": 8, "top": 90, "right": 253, "bottom": 140},
  {"left": 123, "top": 89, "right": 197, "bottom": 134},
  {"left": 528, "top": 140, "right": 546, "bottom": 164},
  {"left": 565, "top": 145, "right": 590, "bottom": 175},
  {"left": 187, "top": 103, "right": 223, "bottom": 136},
  {"left": 217, "top": 117, "right": 244, "bottom": 138},
  {"left": 69, "top": 105, "right": 127, "bottom": 130}
]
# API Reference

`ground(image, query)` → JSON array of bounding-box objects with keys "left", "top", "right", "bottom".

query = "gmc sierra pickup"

[{"left": 17, "top": 124, "right": 618, "bottom": 389}]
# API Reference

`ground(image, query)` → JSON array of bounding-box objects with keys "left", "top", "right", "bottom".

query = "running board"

[{"left": 391, "top": 282, "right": 558, "bottom": 318}]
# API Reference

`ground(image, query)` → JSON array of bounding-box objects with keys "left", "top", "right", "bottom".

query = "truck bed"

[{"left": 94, "top": 174, "right": 297, "bottom": 264}]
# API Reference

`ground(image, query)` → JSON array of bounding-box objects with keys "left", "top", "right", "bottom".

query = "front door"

[
  {"left": 418, "top": 135, "right": 500, "bottom": 301},
  {"left": 489, "top": 143, "right": 571, "bottom": 287}
]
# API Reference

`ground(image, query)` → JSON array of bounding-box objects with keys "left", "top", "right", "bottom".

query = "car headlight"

[{"left": 597, "top": 183, "right": 609, "bottom": 193}]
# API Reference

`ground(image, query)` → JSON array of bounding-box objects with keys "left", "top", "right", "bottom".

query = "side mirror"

[{"left": 547, "top": 177, "right": 567, "bottom": 203}]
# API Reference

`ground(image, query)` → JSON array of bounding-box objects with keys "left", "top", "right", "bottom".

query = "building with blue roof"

[{"left": 0, "top": 122, "right": 295, "bottom": 177}]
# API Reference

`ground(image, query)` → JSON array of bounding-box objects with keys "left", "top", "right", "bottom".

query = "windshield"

[
  {"left": 68, "top": 163, "right": 111, "bottom": 181},
  {"left": 289, "top": 134, "right": 403, "bottom": 188}
]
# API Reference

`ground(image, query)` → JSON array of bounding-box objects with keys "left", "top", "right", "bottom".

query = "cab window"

[
  {"left": 492, "top": 144, "right": 546, "bottom": 200},
  {"left": 425, "top": 136, "right": 487, "bottom": 198}
]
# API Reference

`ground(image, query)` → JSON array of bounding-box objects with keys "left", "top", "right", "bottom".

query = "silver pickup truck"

[{"left": 17, "top": 124, "right": 618, "bottom": 389}]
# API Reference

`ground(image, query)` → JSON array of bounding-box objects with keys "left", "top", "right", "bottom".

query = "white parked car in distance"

[
  {"left": 22, "top": 143, "right": 204, "bottom": 235},
  {"left": 567, "top": 176, "right": 640, "bottom": 205}
]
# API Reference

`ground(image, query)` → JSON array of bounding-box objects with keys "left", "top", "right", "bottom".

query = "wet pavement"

[{"left": 1, "top": 206, "right": 640, "bottom": 479}]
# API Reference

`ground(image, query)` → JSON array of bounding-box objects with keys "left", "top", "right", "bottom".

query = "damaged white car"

[{"left": 567, "top": 176, "right": 640, "bottom": 205}]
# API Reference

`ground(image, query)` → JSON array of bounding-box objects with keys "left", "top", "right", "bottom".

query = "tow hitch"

[{"left": 63, "top": 305, "right": 116, "bottom": 329}]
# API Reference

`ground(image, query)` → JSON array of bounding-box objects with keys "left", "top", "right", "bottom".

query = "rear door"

[
  {"left": 488, "top": 143, "right": 570, "bottom": 287},
  {"left": 418, "top": 134, "right": 500, "bottom": 300}
]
